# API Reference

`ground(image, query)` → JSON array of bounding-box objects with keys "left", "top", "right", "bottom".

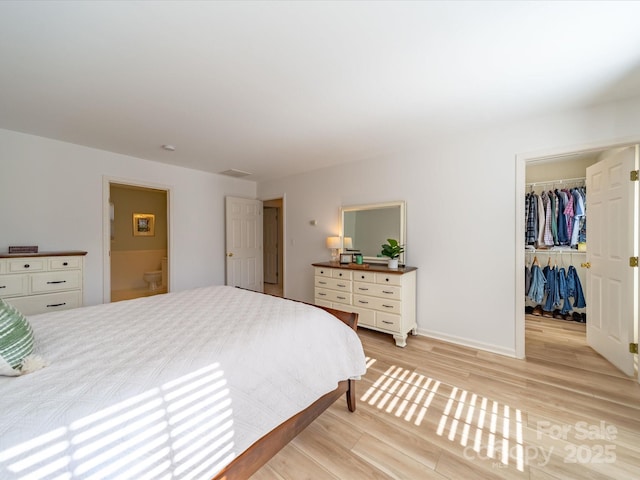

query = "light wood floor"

[{"left": 252, "top": 316, "right": 640, "bottom": 479}]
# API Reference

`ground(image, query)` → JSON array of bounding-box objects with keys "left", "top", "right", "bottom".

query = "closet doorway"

[
  {"left": 103, "top": 178, "right": 171, "bottom": 303},
  {"left": 518, "top": 143, "right": 639, "bottom": 380}
]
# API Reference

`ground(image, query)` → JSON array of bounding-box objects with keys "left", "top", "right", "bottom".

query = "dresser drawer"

[
  {"left": 332, "top": 269, "right": 352, "bottom": 280},
  {"left": 376, "top": 312, "right": 401, "bottom": 332},
  {"left": 350, "top": 305, "right": 375, "bottom": 328},
  {"left": 315, "top": 288, "right": 351, "bottom": 305},
  {"left": 31, "top": 271, "right": 82, "bottom": 293},
  {"left": 0, "top": 274, "right": 28, "bottom": 297},
  {"left": 376, "top": 273, "right": 402, "bottom": 286},
  {"left": 9, "top": 259, "right": 45, "bottom": 272},
  {"left": 353, "top": 271, "right": 375, "bottom": 283},
  {"left": 354, "top": 294, "right": 401, "bottom": 313},
  {"left": 354, "top": 282, "right": 401, "bottom": 300},
  {"left": 0, "top": 260, "right": 5, "bottom": 274},
  {"left": 49, "top": 257, "right": 81, "bottom": 270},
  {"left": 315, "top": 276, "right": 352, "bottom": 292},
  {"left": 314, "top": 297, "right": 333, "bottom": 309},
  {"left": 5, "top": 291, "right": 81, "bottom": 316},
  {"left": 315, "top": 267, "right": 332, "bottom": 278}
]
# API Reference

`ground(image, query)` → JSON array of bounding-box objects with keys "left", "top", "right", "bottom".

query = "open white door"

[
  {"left": 586, "top": 146, "right": 637, "bottom": 377},
  {"left": 225, "top": 196, "right": 263, "bottom": 292}
]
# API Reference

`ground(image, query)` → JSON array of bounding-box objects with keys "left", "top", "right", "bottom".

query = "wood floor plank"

[{"left": 254, "top": 317, "right": 640, "bottom": 479}]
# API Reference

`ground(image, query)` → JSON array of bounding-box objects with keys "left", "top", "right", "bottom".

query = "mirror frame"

[{"left": 340, "top": 201, "right": 406, "bottom": 264}]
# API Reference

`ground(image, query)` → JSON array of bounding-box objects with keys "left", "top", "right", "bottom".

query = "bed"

[{"left": 0, "top": 285, "right": 367, "bottom": 479}]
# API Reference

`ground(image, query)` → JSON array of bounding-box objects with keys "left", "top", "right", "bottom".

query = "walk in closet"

[{"left": 524, "top": 154, "right": 598, "bottom": 323}]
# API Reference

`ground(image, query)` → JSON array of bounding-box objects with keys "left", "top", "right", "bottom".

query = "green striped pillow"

[{"left": 0, "top": 298, "right": 35, "bottom": 376}]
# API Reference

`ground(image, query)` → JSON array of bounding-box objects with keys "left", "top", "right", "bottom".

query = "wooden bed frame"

[{"left": 212, "top": 305, "right": 359, "bottom": 479}]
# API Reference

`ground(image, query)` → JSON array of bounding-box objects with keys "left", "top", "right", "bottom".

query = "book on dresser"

[
  {"left": 0, "top": 251, "right": 87, "bottom": 315},
  {"left": 312, "top": 261, "right": 417, "bottom": 347}
]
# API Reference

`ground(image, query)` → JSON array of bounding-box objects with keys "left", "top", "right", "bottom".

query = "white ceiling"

[{"left": 1, "top": 1, "right": 640, "bottom": 182}]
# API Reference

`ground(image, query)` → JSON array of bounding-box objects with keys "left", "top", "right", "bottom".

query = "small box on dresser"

[
  {"left": 312, "top": 261, "right": 417, "bottom": 347},
  {"left": 0, "top": 251, "right": 87, "bottom": 315}
]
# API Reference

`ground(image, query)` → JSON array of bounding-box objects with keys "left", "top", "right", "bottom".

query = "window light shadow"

[
  {"left": 361, "top": 361, "right": 525, "bottom": 472},
  {"left": 0, "top": 363, "right": 235, "bottom": 479}
]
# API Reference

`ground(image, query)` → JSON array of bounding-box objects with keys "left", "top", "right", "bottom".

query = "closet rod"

[
  {"left": 524, "top": 249, "right": 586, "bottom": 254},
  {"left": 526, "top": 176, "right": 585, "bottom": 188}
]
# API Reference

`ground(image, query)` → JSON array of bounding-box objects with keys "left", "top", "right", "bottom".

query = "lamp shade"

[
  {"left": 343, "top": 237, "right": 353, "bottom": 249},
  {"left": 326, "top": 236, "right": 341, "bottom": 249}
]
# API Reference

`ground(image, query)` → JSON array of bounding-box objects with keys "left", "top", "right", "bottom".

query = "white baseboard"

[{"left": 414, "top": 328, "right": 517, "bottom": 358}]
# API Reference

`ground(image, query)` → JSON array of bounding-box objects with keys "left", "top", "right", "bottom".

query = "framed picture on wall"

[{"left": 133, "top": 213, "right": 155, "bottom": 236}]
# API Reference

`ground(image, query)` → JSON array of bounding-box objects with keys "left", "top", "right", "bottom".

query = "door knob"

[
  {"left": 581, "top": 262, "right": 591, "bottom": 268},
  {"left": 227, "top": 252, "right": 234, "bottom": 257}
]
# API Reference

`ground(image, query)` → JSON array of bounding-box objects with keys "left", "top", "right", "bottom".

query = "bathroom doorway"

[{"left": 107, "top": 182, "right": 169, "bottom": 302}]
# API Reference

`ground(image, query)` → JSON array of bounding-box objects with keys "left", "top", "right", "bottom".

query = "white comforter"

[{"left": 0, "top": 286, "right": 367, "bottom": 479}]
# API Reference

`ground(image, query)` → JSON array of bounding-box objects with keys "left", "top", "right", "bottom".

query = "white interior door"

[
  {"left": 225, "top": 196, "right": 263, "bottom": 292},
  {"left": 586, "top": 146, "right": 637, "bottom": 376},
  {"left": 263, "top": 207, "right": 278, "bottom": 284}
]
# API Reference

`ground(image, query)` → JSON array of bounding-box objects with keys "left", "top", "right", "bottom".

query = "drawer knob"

[
  {"left": 382, "top": 320, "right": 393, "bottom": 325},
  {"left": 382, "top": 290, "right": 393, "bottom": 294},
  {"left": 337, "top": 296, "right": 346, "bottom": 300},
  {"left": 383, "top": 304, "right": 394, "bottom": 309},
  {"left": 0, "top": 285, "right": 6, "bottom": 289},
  {"left": 24, "top": 264, "right": 30, "bottom": 268},
  {"left": 47, "top": 280, "right": 67, "bottom": 285},
  {"left": 47, "top": 302, "right": 66, "bottom": 308},
  {"left": 63, "top": 262, "right": 68, "bottom": 266}
]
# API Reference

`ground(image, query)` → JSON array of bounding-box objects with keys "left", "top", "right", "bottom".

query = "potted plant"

[{"left": 381, "top": 238, "right": 404, "bottom": 269}]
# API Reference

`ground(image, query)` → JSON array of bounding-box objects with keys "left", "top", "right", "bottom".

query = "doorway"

[
  {"left": 516, "top": 141, "right": 639, "bottom": 380},
  {"left": 263, "top": 198, "right": 284, "bottom": 297},
  {"left": 103, "top": 179, "right": 170, "bottom": 303}
]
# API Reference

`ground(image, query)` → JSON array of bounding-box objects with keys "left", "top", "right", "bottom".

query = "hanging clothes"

[
  {"left": 528, "top": 264, "right": 546, "bottom": 304},
  {"left": 536, "top": 194, "right": 546, "bottom": 247},
  {"left": 558, "top": 267, "right": 573, "bottom": 315},
  {"left": 525, "top": 193, "right": 538, "bottom": 245},
  {"left": 525, "top": 182, "right": 586, "bottom": 248},
  {"left": 555, "top": 189, "right": 569, "bottom": 245},
  {"left": 542, "top": 192, "right": 554, "bottom": 247},
  {"left": 566, "top": 266, "right": 586, "bottom": 308},
  {"left": 549, "top": 191, "right": 559, "bottom": 245},
  {"left": 542, "top": 265, "right": 561, "bottom": 313}
]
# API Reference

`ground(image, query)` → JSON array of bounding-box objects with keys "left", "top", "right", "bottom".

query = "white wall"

[
  {"left": 258, "top": 95, "right": 640, "bottom": 357},
  {"left": 0, "top": 128, "right": 256, "bottom": 306}
]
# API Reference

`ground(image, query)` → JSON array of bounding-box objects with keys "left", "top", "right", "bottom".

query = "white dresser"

[
  {"left": 0, "top": 251, "right": 87, "bottom": 315},
  {"left": 312, "top": 262, "right": 417, "bottom": 347}
]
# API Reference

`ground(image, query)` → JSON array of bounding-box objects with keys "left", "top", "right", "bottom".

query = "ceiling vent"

[{"left": 219, "top": 169, "right": 252, "bottom": 178}]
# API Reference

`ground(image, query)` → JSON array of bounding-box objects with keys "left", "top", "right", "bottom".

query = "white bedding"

[{"left": 0, "top": 286, "right": 367, "bottom": 479}]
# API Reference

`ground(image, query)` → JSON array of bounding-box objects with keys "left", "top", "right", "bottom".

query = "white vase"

[{"left": 388, "top": 258, "right": 399, "bottom": 269}]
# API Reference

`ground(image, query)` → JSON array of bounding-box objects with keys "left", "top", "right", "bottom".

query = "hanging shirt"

[
  {"left": 570, "top": 188, "right": 585, "bottom": 246},
  {"left": 543, "top": 192, "right": 554, "bottom": 246},
  {"left": 525, "top": 193, "right": 538, "bottom": 245},
  {"left": 549, "top": 191, "right": 558, "bottom": 245},
  {"left": 536, "top": 194, "right": 546, "bottom": 247},
  {"left": 563, "top": 189, "right": 575, "bottom": 242},
  {"left": 556, "top": 190, "right": 569, "bottom": 245}
]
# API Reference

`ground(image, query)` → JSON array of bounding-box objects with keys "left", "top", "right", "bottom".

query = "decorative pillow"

[{"left": 0, "top": 298, "right": 46, "bottom": 376}]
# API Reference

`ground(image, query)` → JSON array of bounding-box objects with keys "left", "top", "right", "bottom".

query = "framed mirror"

[{"left": 341, "top": 201, "right": 406, "bottom": 264}]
